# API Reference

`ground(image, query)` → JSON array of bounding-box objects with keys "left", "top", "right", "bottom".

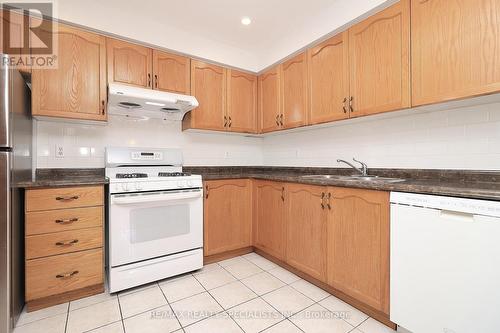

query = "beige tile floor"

[{"left": 14, "top": 252, "right": 397, "bottom": 333}]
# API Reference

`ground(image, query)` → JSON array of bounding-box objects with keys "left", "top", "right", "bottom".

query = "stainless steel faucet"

[{"left": 337, "top": 158, "right": 368, "bottom": 176}]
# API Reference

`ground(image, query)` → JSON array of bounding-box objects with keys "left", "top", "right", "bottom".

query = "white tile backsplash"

[
  {"left": 36, "top": 102, "right": 500, "bottom": 170},
  {"left": 35, "top": 116, "right": 264, "bottom": 168},
  {"left": 262, "top": 102, "right": 500, "bottom": 170}
]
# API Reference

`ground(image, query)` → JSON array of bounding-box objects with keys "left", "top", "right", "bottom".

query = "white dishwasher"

[{"left": 390, "top": 192, "right": 500, "bottom": 333}]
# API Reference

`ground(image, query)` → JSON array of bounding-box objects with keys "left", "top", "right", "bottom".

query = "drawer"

[
  {"left": 26, "top": 227, "right": 103, "bottom": 259},
  {"left": 26, "top": 186, "right": 104, "bottom": 212},
  {"left": 26, "top": 248, "right": 103, "bottom": 301},
  {"left": 26, "top": 206, "right": 103, "bottom": 235}
]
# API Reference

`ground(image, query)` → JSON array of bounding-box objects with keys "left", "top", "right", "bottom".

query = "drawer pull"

[
  {"left": 55, "top": 218, "right": 79, "bottom": 224},
  {"left": 55, "top": 239, "right": 79, "bottom": 246},
  {"left": 55, "top": 196, "right": 80, "bottom": 201},
  {"left": 55, "top": 270, "right": 79, "bottom": 279}
]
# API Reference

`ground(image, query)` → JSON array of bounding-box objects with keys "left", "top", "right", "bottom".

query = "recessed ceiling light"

[{"left": 241, "top": 17, "right": 251, "bottom": 25}]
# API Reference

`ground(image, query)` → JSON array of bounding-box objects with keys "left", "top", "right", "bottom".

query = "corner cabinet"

[
  {"left": 253, "top": 181, "right": 286, "bottom": 260},
  {"left": 183, "top": 60, "right": 226, "bottom": 131},
  {"left": 327, "top": 187, "right": 390, "bottom": 314},
  {"left": 226, "top": 69, "right": 258, "bottom": 133},
  {"left": 258, "top": 66, "right": 281, "bottom": 133},
  {"left": 281, "top": 52, "right": 308, "bottom": 129},
  {"left": 348, "top": 0, "right": 410, "bottom": 117},
  {"left": 412, "top": 0, "right": 500, "bottom": 106},
  {"left": 285, "top": 183, "right": 327, "bottom": 282},
  {"left": 32, "top": 23, "right": 107, "bottom": 121},
  {"left": 203, "top": 179, "right": 252, "bottom": 257}
]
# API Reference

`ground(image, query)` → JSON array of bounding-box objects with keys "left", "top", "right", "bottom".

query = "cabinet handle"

[
  {"left": 224, "top": 116, "right": 228, "bottom": 127},
  {"left": 281, "top": 187, "right": 285, "bottom": 202},
  {"left": 205, "top": 185, "right": 209, "bottom": 199},
  {"left": 280, "top": 114, "right": 284, "bottom": 126},
  {"left": 154, "top": 74, "right": 158, "bottom": 88},
  {"left": 101, "top": 100, "right": 106, "bottom": 115},
  {"left": 321, "top": 192, "right": 325, "bottom": 210},
  {"left": 275, "top": 115, "right": 280, "bottom": 126},
  {"left": 342, "top": 97, "right": 348, "bottom": 114},
  {"left": 327, "top": 193, "right": 332, "bottom": 210},
  {"left": 349, "top": 96, "right": 353, "bottom": 112},
  {"left": 55, "top": 218, "right": 79, "bottom": 225},
  {"left": 55, "top": 239, "right": 79, "bottom": 246},
  {"left": 55, "top": 196, "right": 79, "bottom": 201},
  {"left": 228, "top": 116, "right": 232, "bottom": 128},
  {"left": 147, "top": 73, "right": 151, "bottom": 87},
  {"left": 56, "top": 270, "right": 79, "bottom": 279}
]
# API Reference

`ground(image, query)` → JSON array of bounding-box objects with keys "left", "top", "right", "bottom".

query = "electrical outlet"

[{"left": 55, "top": 145, "right": 64, "bottom": 158}]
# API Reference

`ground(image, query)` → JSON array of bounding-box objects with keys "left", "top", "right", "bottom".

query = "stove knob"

[
  {"left": 122, "top": 183, "right": 129, "bottom": 192},
  {"left": 177, "top": 180, "right": 185, "bottom": 188},
  {"left": 187, "top": 180, "right": 193, "bottom": 187},
  {"left": 135, "top": 182, "right": 143, "bottom": 191}
]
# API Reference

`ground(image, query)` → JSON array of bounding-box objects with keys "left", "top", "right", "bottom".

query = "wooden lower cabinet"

[
  {"left": 285, "top": 183, "right": 328, "bottom": 282},
  {"left": 253, "top": 181, "right": 286, "bottom": 260},
  {"left": 327, "top": 187, "right": 390, "bottom": 314},
  {"left": 203, "top": 179, "right": 252, "bottom": 256},
  {"left": 24, "top": 186, "right": 105, "bottom": 311}
]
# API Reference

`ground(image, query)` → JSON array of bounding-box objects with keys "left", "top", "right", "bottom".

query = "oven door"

[{"left": 109, "top": 188, "right": 203, "bottom": 267}]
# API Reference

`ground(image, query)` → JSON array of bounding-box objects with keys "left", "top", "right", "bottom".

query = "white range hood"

[{"left": 107, "top": 83, "right": 199, "bottom": 121}]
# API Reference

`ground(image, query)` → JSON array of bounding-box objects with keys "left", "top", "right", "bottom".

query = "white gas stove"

[{"left": 105, "top": 147, "right": 203, "bottom": 293}]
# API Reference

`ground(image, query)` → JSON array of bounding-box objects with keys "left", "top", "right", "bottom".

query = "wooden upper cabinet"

[
  {"left": 286, "top": 183, "right": 327, "bottom": 282},
  {"left": 348, "top": 0, "right": 410, "bottom": 117},
  {"left": 253, "top": 181, "right": 285, "bottom": 260},
  {"left": 204, "top": 179, "right": 252, "bottom": 256},
  {"left": 412, "top": 0, "right": 500, "bottom": 106},
  {"left": 186, "top": 60, "right": 226, "bottom": 131},
  {"left": 226, "top": 69, "right": 257, "bottom": 133},
  {"left": 32, "top": 23, "right": 107, "bottom": 121},
  {"left": 152, "top": 50, "right": 190, "bottom": 94},
  {"left": 327, "top": 187, "right": 390, "bottom": 314},
  {"left": 281, "top": 52, "right": 308, "bottom": 128},
  {"left": 259, "top": 66, "right": 281, "bottom": 133},
  {"left": 308, "top": 32, "right": 350, "bottom": 125},
  {"left": 107, "top": 38, "right": 152, "bottom": 88}
]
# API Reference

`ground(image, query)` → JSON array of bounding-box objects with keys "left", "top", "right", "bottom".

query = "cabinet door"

[
  {"left": 189, "top": 60, "right": 226, "bottom": 131},
  {"left": 204, "top": 179, "right": 252, "bottom": 256},
  {"left": 412, "top": 0, "right": 500, "bottom": 106},
  {"left": 226, "top": 69, "right": 257, "bottom": 133},
  {"left": 32, "top": 23, "right": 107, "bottom": 121},
  {"left": 107, "top": 38, "right": 152, "bottom": 88},
  {"left": 348, "top": 0, "right": 410, "bottom": 117},
  {"left": 253, "top": 181, "right": 285, "bottom": 260},
  {"left": 327, "top": 187, "right": 390, "bottom": 314},
  {"left": 286, "top": 183, "right": 327, "bottom": 282},
  {"left": 308, "top": 32, "right": 350, "bottom": 125},
  {"left": 152, "top": 50, "right": 190, "bottom": 94},
  {"left": 281, "top": 52, "right": 308, "bottom": 129},
  {"left": 259, "top": 66, "right": 281, "bottom": 133}
]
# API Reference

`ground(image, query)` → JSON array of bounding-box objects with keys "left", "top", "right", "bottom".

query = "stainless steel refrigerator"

[{"left": 0, "top": 54, "right": 32, "bottom": 333}]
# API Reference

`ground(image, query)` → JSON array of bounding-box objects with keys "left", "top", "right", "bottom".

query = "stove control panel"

[{"left": 131, "top": 151, "right": 163, "bottom": 161}]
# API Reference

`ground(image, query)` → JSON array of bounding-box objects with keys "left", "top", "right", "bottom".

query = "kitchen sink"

[{"left": 300, "top": 174, "right": 405, "bottom": 183}]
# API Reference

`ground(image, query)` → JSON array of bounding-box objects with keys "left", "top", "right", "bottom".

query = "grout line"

[
  {"left": 64, "top": 304, "right": 70, "bottom": 333},
  {"left": 80, "top": 320, "right": 123, "bottom": 333},
  {"left": 116, "top": 291, "right": 126, "bottom": 333},
  {"left": 158, "top": 280, "right": 184, "bottom": 331}
]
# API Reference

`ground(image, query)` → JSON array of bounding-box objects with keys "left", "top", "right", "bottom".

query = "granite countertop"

[
  {"left": 185, "top": 167, "right": 500, "bottom": 201},
  {"left": 14, "top": 166, "right": 500, "bottom": 201},
  {"left": 13, "top": 168, "right": 109, "bottom": 188}
]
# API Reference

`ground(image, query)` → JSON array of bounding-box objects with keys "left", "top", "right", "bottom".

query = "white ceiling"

[{"left": 50, "top": 0, "right": 391, "bottom": 72}]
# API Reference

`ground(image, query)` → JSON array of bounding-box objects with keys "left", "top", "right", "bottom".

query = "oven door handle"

[{"left": 112, "top": 190, "right": 202, "bottom": 205}]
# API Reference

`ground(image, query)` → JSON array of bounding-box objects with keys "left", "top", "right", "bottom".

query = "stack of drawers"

[{"left": 25, "top": 186, "right": 105, "bottom": 311}]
